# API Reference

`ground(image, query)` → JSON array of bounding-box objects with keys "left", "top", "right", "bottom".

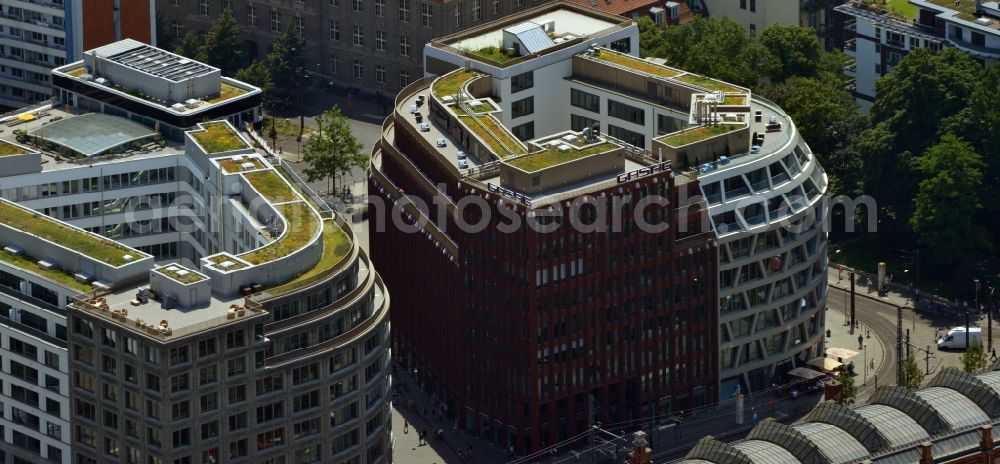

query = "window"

[
  {"left": 750, "top": 0, "right": 756, "bottom": 12},
  {"left": 353, "top": 60, "right": 364, "bottom": 79},
  {"left": 226, "top": 330, "right": 244, "bottom": 349},
  {"left": 171, "top": 401, "right": 190, "bottom": 420},
  {"left": 399, "top": 0, "right": 410, "bottom": 21},
  {"left": 352, "top": 0, "right": 363, "bottom": 11},
  {"left": 454, "top": 3, "right": 462, "bottom": 27},
  {"left": 511, "top": 97, "right": 534, "bottom": 118},
  {"left": 256, "top": 401, "right": 284, "bottom": 423},
  {"left": 511, "top": 71, "right": 533, "bottom": 93},
  {"left": 331, "top": 55, "right": 339, "bottom": 74},
  {"left": 610, "top": 37, "right": 631, "bottom": 53},
  {"left": 270, "top": 9, "right": 281, "bottom": 33},
  {"left": 330, "top": 20, "right": 340, "bottom": 40},
  {"left": 201, "top": 421, "right": 219, "bottom": 440},
  {"left": 421, "top": 3, "right": 433, "bottom": 27},
  {"left": 200, "top": 392, "right": 218, "bottom": 413},
  {"left": 228, "top": 384, "right": 247, "bottom": 404},
  {"left": 227, "top": 358, "right": 245, "bottom": 377},
  {"left": 571, "top": 89, "right": 599, "bottom": 112},
  {"left": 608, "top": 125, "right": 645, "bottom": 148},
  {"left": 146, "top": 373, "right": 160, "bottom": 392},
  {"left": 199, "top": 0, "right": 209, "bottom": 16},
  {"left": 657, "top": 114, "right": 686, "bottom": 135},
  {"left": 376, "top": 65, "right": 386, "bottom": 84},
  {"left": 512, "top": 122, "right": 534, "bottom": 141},
  {"left": 247, "top": 5, "right": 257, "bottom": 27},
  {"left": 400, "top": 71, "right": 410, "bottom": 88},
  {"left": 256, "top": 374, "right": 284, "bottom": 395},
  {"left": 571, "top": 114, "right": 599, "bottom": 132},
  {"left": 352, "top": 25, "right": 364, "bottom": 46},
  {"left": 257, "top": 428, "right": 284, "bottom": 450},
  {"left": 399, "top": 36, "right": 411, "bottom": 56},
  {"left": 229, "top": 438, "right": 248, "bottom": 458},
  {"left": 198, "top": 339, "right": 216, "bottom": 358},
  {"left": 228, "top": 412, "right": 248, "bottom": 431},
  {"left": 294, "top": 418, "right": 321, "bottom": 439},
  {"left": 473, "top": 0, "right": 481, "bottom": 21},
  {"left": 740, "top": 0, "right": 746, "bottom": 9},
  {"left": 494, "top": 0, "right": 500, "bottom": 14},
  {"left": 294, "top": 15, "right": 304, "bottom": 35},
  {"left": 607, "top": 99, "right": 645, "bottom": 125},
  {"left": 293, "top": 390, "right": 320, "bottom": 412},
  {"left": 170, "top": 347, "right": 189, "bottom": 365},
  {"left": 199, "top": 365, "right": 218, "bottom": 385},
  {"left": 171, "top": 373, "right": 190, "bottom": 392},
  {"left": 375, "top": 30, "right": 386, "bottom": 51},
  {"left": 375, "top": 0, "right": 385, "bottom": 16}
]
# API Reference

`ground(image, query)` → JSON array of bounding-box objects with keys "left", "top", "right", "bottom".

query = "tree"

[
  {"left": 638, "top": 16, "right": 778, "bottom": 88},
  {"left": 174, "top": 32, "right": 205, "bottom": 62},
  {"left": 155, "top": 11, "right": 174, "bottom": 51},
  {"left": 760, "top": 25, "right": 821, "bottom": 82},
  {"left": 837, "top": 371, "right": 857, "bottom": 405},
  {"left": 301, "top": 106, "right": 367, "bottom": 193},
  {"left": 203, "top": 8, "right": 243, "bottom": 75},
  {"left": 962, "top": 340, "right": 989, "bottom": 373},
  {"left": 236, "top": 60, "right": 273, "bottom": 103},
  {"left": 902, "top": 356, "right": 924, "bottom": 389},
  {"left": 910, "top": 135, "right": 989, "bottom": 270},
  {"left": 265, "top": 25, "right": 307, "bottom": 103}
]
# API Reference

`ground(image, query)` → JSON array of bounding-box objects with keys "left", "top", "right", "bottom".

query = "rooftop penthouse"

[{"left": 50, "top": 39, "right": 262, "bottom": 140}]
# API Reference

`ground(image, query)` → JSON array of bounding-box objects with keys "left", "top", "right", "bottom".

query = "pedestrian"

[
  {"left": 870, "top": 359, "right": 875, "bottom": 371},
  {"left": 858, "top": 334, "right": 864, "bottom": 350},
  {"left": 403, "top": 419, "right": 409, "bottom": 434},
  {"left": 752, "top": 409, "right": 759, "bottom": 425},
  {"left": 419, "top": 430, "right": 426, "bottom": 446},
  {"left": 992, "top": 347, "right": 997, "bottom": 361}
]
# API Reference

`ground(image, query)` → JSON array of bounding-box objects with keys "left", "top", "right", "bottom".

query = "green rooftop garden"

[
  {"left": 507, "top": 142, "right": 619, "bottom": 172},
  {"left": 245, "top": 170, "right": 297, "bottom": 204},
  {"left": 157, "top": 266, "right": 206, "bottom": 284},
  {"left": 219, "top": 157, "right": 265, "bottom": 173},
  {"left": 0, "top": 141, "right": 27, "bottom": 157},
  {"left": 0, "top": 201, "right": 139, "bottom": 266},
  {"left": 0, "top": 249, "right": 92, "bottom": 292},
  {"left": 204, "top": 82, "right": 249, "bottom": 104},
  {"left": 452, "top": 100, "right": 497, "bottom": 116},
  {"left": 67, "top": 67, "right": 87, "bottom": 77},
  {"left": 459, "top": 115, "right": 526, "bottom": 158},
  {"left": 192, "top": 122, "right": 248, "bottom": 153},
  {"left": 433, "top": 70, "right": 477, "bottom": 99},
  {"left": 242, "top": 202, "right": 320, "bottom": 265},
  {"left": 723, "top": 95, "right": 746, "bottom": 105},
  {"left": 466, "top": 46, "right": 517, "bottom": 64},
  {"left": 596, "top": 51, "right": 681, "bottom": 79},
  {"left": 207, "top": 254, "right": 248, "bottom": 270},
  {"left": 274, "top": 220, "right": 352, "bottom": 292},
  {"left": 659, "top": 124, "right": 741, "bottom": 147},
  {"left": 676, "top": 74, "right": 744, "bottom": 94}
]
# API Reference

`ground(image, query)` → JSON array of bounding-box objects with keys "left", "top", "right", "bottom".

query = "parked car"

[
  {"left": 457, "top": 150, "right": 467, "bottom": 160},
  {"left": 458, "top": 159, "right": 469, "bottom": 169},
  {"left": 419, "top": 123, "right": 430, "bottom": 132},
  {"left": 436, "top": 138, "right": 447, "bottom": 147}
]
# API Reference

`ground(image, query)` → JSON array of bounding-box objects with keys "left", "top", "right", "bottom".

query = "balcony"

[{"left": 845, "top": 38, "right": 857, "bottom": 53}]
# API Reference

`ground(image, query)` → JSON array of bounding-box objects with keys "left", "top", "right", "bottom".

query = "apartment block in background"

[
  {"left": 157, "top": 0, "right": 559, "bottom": 100},
  {"left": 699, "top": 0, "right": 844, "bottom": 47},
  {"left": 0, "top": 0, "right": 155, "bottom": 108}
]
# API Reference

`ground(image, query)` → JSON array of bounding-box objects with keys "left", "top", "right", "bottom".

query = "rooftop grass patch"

[
  {"left": 276, "top": 221, "right": 352, "bottom": 291},
  {"left": 507, "top": 142, "right": 619, "bottom": 172},
  {"left": 467, "top": 46, "right": 517, "bottom": 64},
  {"left": 192, "top": 122, "right": 248, "bottom": 153},
  {"left": 723, "top": 95, "right": 746, "bottom": 105},
  {"left": 433, "top": 70, "right": 477, "bottom": 99},
  {"left": 204, "top": 82, "right": 249, "bottom": 104},
  {"left": 0, "top": 201, "right": 139, "bottom": 266},
  {"left": 676, "top": 74, "right": 744, "bottom": 93},
  {"left": 660, "top": 124, "right": 740, "bottom": 147},
  {"left": 207, "top": 254, "right": 248, "bottom": 270},
  {"left": 0, "top": 141, "right": 27, "bottom": 156},
  {"left": 157, "top": 266, "right": 206, "bottom": 284},
  {"left": 459, "top": 115, "right": 526, "bottom": 158},
  {"left": 887, "top": 0, "right": 919, "bottom": 18},
  {"left": 596, "top": 52, "right": 681, "bottom": 79},
  {"left": 219, "top": 157, "right": 265, "bottom": 173},
  {"left": 245, "top": 170, "right": 298, "bottom": 204},
  {"left": 67, "top": 67, "right": 87, "bottom": 77},
  {"left": 242, "top": 202, "right": 320, "bottom": 265},
  {"left": 0, "top": 249, "right": 93, "bottom": 292}
]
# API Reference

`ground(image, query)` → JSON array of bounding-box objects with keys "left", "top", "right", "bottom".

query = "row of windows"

[
  {"left": 0, "top": 167, "right": 177, "bottom": 202},
  {"left": 328, "top": 56, "right": 409, "bottom": 86}
]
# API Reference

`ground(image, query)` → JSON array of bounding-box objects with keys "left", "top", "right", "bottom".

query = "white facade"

[{"left": 0, "top": 0, "right": 71, "bottom": 107}]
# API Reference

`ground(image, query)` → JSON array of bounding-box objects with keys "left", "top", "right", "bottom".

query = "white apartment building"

[{"left": 838, "top": 0, "right": 999, "bottom": 111}]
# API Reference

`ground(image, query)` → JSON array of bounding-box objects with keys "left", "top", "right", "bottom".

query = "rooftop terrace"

[
  {"left": 0, "top": 200, "right": 142, "bottom": 267},
  {"left": 241, "top": 202, "right": 320, "bottom": 265},
  {"left": 659, "top": 124, "right": 743, "bottom": 147},
  {"left": 583, "top": 48, "right": 748, "bottom": 94},
  {"left": 509, "top": 135, "right": 620, "bottom": 172},
  {"left": 0, "top": 141, "right": 29, "bottom": 157}
]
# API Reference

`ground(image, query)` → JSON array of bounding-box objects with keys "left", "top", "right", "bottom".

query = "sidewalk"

[{"left": 825, "top": 307, "right": 886, "bottom": 402}]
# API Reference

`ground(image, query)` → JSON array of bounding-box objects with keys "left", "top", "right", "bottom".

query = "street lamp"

[
  {"left": 863, "top": 343, "right": 867, "bottom": 385},
  {"left": 835, "top": 249, "right": 843, "bottom": 282},
  {"left": 268, "top": 117, "right": 278, "bottom": 153}
]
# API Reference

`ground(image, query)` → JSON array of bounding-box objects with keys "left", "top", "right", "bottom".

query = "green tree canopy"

[
  {"left": 235, "top": 60, "right": 272, "bottom": 102},
  {"left": 837, "top": 371, "right": 857, "bottom": 405},
  {"left": 637, "top": 16, "right": 778, "bottom": 88},
  {"left": 962, "top": 340, "right": 989, "bottom": 373},
  {"left": 760, "top": 25, "right": 821, "bottom": 82},
  {"left": 265, "top": 25, "right": 307, "bottom": 103},
  {"left": 301, "top": 106, "right": 367, "bottom": 193},
  {"left": 910, "top": 134, "right": 989, "bottom": 269},
  {"left": 155, "top": 12, "right": 174, "bottom": 51},
  {"left": 902, "top": 356, "right": 924, "bottom": 389},
  {"left": 174, "top": 32, "right": 205, "bottom": 62},
  {"left": 203, "top": 8, "right": 243, "bottom": 75}
]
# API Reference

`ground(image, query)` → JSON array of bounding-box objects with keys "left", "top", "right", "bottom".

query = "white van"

[{"left": 937, "top": 327, "right": 983, "bottom": 350}]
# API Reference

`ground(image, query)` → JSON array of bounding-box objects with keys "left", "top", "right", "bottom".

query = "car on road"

[
  {"left": 458, "top": 159, "right": 468, "bottom": 169},
  {"left": 937, "top": 327, "right": 982, "bottom": 350},
  {"left": 420, "top": 123, "right": 430, "bottom": 132},
  {"left": 436, "top": 138, "right": 447, "bottom": 147}
]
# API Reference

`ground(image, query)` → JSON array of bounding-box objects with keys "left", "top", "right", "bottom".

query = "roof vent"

[{"left": 3, "top": 245, "right": 22, "bottom": 255}]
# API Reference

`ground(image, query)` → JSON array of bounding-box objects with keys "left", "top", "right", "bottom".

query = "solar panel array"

[{"left": 108, "top": 45, "right": 216, "bottom": 82}]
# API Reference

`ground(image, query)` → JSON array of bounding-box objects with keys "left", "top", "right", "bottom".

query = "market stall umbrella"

[
  {"left": 826, "top": 347, "right": 859, "bottom": 360},
  {"left": 17, "top": 114, "right": 35, "bottom": 122},
  {"left": 787, "top": 367, "right": 826, "bottom": 380},
  {"left": 807, "top": 357, "right": 843, "bottom": 372}
]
